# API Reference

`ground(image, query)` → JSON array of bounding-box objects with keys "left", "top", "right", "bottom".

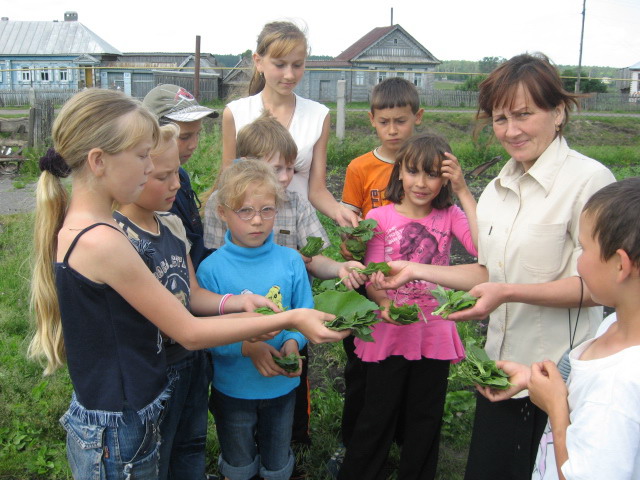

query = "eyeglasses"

[{"left": 224, "top": 204, "right": 278, "bottom": 221}]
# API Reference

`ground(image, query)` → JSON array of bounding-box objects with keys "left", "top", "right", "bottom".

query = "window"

[
  {"left": 355, "top": 71, "right": 365, "bottom": 86},
  {"left": 414, "top": 73, "right": 423, "bottom": 88},
  {"left": 40, "top": 68, "right": 50, "bottom": 82},
  {"left": 21, "top": 67, "right": 31, "bottom": 82},
  {"left": 378, "top": 71, "right": 386, "bottom": 84},
  {"left": 59, "top": 67, "right": 69, "bottom": 82},
  {"left": 397, "top": 72, "right": 405, "bottom": 78},
  {"left": 394, "top": 38, "right": 398, "bottom": 44}
]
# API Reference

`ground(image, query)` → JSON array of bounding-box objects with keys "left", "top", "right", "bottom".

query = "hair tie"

[{"left": 39, "top": 147, "right": 71, "bottom": 178}]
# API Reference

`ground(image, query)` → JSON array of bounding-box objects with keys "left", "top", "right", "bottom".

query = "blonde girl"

[
  {"left": 220, "top": 20, "right": 358, "bottom": 228},
  {"left": 30, "top": 88, "right": 345, "bottom": 479}
]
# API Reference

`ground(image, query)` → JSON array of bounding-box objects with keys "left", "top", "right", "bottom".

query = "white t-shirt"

[
  {"left": 226, "top": 92, "right": 329, "bottom": 199},
  {"left": 532, "top": 314, "right": 640, "bottom": 480}
]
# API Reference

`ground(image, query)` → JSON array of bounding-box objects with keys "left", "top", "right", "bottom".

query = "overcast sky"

[{"left": 3, "top": 0, "right": 639, "bottom": 69}]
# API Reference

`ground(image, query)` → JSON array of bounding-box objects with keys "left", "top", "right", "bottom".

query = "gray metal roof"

[{"left": 0, "top": 20, "right": 121, "bottom": 56}]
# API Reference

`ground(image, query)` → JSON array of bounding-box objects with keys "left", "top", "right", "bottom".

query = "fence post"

[
  {"left": 336, "top": 79, "right": 346, "bottom": 141},
  {"left": 28, "top": 99, "right": 54, "bottom": 149}
]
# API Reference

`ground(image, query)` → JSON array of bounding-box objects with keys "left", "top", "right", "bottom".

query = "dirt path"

[{"left": 0, "top": 174, "right": 36, "bottom": 215}]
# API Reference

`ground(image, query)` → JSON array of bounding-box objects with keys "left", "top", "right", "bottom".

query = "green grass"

[{"left": 1, "top": 111, "right": 639, "bottom": 478}]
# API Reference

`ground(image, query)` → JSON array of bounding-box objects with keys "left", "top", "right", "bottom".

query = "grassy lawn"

[{"left": 0, "top": 111, "right": 639, "bottom": 478}]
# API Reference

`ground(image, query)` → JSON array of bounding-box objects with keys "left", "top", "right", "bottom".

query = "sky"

[{"left": 2, "top": 0, "right": 639, "bottom": 69}]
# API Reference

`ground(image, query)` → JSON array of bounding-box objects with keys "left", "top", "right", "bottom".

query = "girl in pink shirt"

[{"left": 337, "top": 133, "right": 478, "bottom": 480}]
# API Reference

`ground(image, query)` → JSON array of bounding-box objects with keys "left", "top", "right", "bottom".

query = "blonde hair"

[
  {"left": 249, "top": 21, "right": 308, "bottom": 96},
  {"left": 236, "top": 112, "right": 298, "bottom": 165},
  {"left": 151, "top": 123, "right": 180, "bottom": 159},
  {"left": 215, "top": 159, "right": 287, "bottom": 211},
  {"left": 30, "top": 88, "right": 159, "bottom": 375}
]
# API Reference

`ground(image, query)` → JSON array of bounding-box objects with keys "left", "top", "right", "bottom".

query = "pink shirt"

[{"left": 355, "top": 203, "right": 477, "bottom": 363}]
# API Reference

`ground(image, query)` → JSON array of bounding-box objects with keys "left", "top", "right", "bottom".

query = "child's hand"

[
  {"left": 289, "top": 309, "right": 349, "bottom": 344},
  {"left": 227, "top": 293, "right": 282, "bottom": 315},
  {"left": 440, "top": 152, "right": 469, "bottom": 196},
  {"left": 242, "top": 341, "right": 287, "bottom": 377},
  {"left": 370, "top": 260, "right": 415, "bottom": 290},
  {"left": 279, "top": 339, "right": 303, "bottom": 378},
  {"left": 339, "top": 237, "right": 356, "bottom": 261},
  {"left": 300, "top": 253, "right": 313, "bottom": 265},
  {"left": 476, "top": 360, "right": 530, "bottom": 402},
  {"left": 528, "top": 360, "right": 569, "bottom": 415},
  {"left": 377, "top": 298, "right": 401, "bottom": 325},
  {"left": 338, "top": 261, "right": 368, "bottom": 290},
  {"left": 447, "top": 282, "right": 506, "bottom": 322}
]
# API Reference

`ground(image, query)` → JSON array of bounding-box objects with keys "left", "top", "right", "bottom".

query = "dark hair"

[
  {"left": 583, "top": 177, "right": 640, "bottom": 266},
  {"left": 370, "top": 77, "right": 420, "bottom": 114},
  {"left": 385, "top": 133, "right": 453, "bottom": 209},
  {"left": 476, "top": 53, "right": 581, "bottom": 136}
]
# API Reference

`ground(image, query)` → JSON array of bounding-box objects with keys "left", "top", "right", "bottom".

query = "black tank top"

[{"left": 56, "top": 223, "right": 167, "bottom": 415}]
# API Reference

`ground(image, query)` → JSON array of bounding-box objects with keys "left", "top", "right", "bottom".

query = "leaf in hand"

[
  {"left": 313, "top": 290, "right": 380, "bottom": 342},
  {"left": 272, "top": 353, "right": 305, "bottom": 373},
  {"left": 338, "top": 219, "right": 379, "bottom": 260},
  {"left": 449, "top": 343, "right": 512, "bottom": 390},
  {"left": 299, "top": 236, "right": 325, "bottom": 257},
  {"left": 388, "top": 301, "right": 423, "bottom": 325},
  {"left": 430, "top": 285, "right": 477, "bottom": 319}
]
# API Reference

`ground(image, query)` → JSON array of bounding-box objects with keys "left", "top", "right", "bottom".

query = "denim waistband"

[{"left": 67, "top": 370, "right": 178, "bottom": 427}]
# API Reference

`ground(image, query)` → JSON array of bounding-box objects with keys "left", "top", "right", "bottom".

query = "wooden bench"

[{"left": 0, "top": 142, "right": 27, "bottom": 174}]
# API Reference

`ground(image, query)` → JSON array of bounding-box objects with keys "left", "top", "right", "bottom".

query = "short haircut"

[
  {"left": 385, "top": 133, "right": 453, "bottom": 209},
  {"left": 236, "top": 112, "right": 298, "bottom": 165},
  {"left": 215, "top": 158, "right": 287, "bottom": 211},
  {"left": 370, "top": 77, "right": 420, "bottom": 114},
  {"left": 583, "top": 177, "right": 640, "bottom": 266},
  {"left": 151, "top": 123, "right": 179, "bottom": 158},
  {"left": 477, "top": 52, "right": 581, "bottom": 135}
]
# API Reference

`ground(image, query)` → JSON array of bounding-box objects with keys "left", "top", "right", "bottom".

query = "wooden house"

[
  {"left": 299, "top": 24, "right": 440, "bottom": 102},
  {"left": 0, "top": 12, "right": 222, "bottom": 100}
]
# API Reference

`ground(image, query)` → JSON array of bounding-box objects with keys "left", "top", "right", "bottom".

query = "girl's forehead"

[{"left": 241, "top": 182, "right": 276, "bottom": 203}]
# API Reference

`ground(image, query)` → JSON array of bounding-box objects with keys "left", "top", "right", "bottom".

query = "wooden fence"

[{"left": 0, "top": 90, "right": 77, "bottom": 107}]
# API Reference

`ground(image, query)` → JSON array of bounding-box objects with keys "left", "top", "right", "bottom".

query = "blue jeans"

[
  {"left": 211, "top": 388, "right": 295, "bottom": 480},
  {"left": 159, "top": 350, "right": 212, "bottom": 480},
  {"left": 60, "top": 404, "right": 161, "bottom": 480}
]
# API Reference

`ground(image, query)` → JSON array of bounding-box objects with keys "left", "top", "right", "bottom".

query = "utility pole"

[{"left": 576, "top": 0, "right": 586, "bottom": 93}]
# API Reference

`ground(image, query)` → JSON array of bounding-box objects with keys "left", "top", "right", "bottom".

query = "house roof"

[
  {"left": 0, "top": 19, "right": 121, "bottom": 56},
  {"left": 629, "top": 61, "right": 640, "bottom": 70},
  {"left": 335, "top": 26, "right": 395, "bottom": 61}
]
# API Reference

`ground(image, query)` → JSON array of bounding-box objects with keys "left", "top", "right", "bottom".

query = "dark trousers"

[
  {"left": 464, "top": 393, "right": 548, "bottom": 480},
  {"left": 291, "top": 344, "right": 311, "bottom": 445},
  {"left": 338, "top": 356, "right": 450, "bottom": 480},
  {"left": 340, "top": 334, "right": 367, "bottom": 448}
]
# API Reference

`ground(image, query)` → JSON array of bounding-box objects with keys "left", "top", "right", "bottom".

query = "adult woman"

[
  {"left": 373, "top": 53, "right": 615, "bottom": 479},
  {"left": 220, "top": 21, "right": 357, "bottom": 227}
]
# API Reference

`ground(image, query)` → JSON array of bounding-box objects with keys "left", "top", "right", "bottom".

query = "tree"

[
  {"left": 456, "top": 74, "right": 487, "bottom": 92},
  {"left": 561, "top": 69, "right": 608, "bottom": 93},
  {"left": 478, "top": 57, "right": 505, "bottom": 74}
]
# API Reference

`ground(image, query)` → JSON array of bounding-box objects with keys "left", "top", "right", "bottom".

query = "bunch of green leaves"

[
  {"left": 335, "top": 261, "right": 390, "bottom": 286},
  {"left": 272, "top": 353, "right": 305, "bottom": 373},
  {"left": 254, "top": 285, "right": 286, "bottom": 315},
  {"left": 430, "top": 285, "right": 477, "bottom": 319},
  {"left": 337, "top": 219, "right": 379, "bottom": 261},
  {"left": 450, "top": 344, "right": 511, "bottom": 390},
  {"left": 312, "top": 277, "right": 348, "bottom": 295},
  {"left": 299, "top": 236, "right": 325, "bottom": 257},
  {"left": 388, "top": 301, "right": 423, "bottom": 325},
  {"left": 313, "top": 290, "right": 380, "bottom": 342}
]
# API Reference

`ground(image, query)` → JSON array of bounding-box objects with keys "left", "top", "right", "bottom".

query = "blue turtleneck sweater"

[{"left": 196, "top": 230, "right": 310, "bottom": 399}]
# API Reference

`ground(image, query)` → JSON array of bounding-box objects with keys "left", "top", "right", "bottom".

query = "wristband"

[{"left": 219, "top": 293, "right": 233, "bottom": 315}]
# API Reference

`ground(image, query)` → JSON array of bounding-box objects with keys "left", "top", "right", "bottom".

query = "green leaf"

[
  {"left": 314, "top": 290, "right": 381, "bottom": 342},
  {"left": 338, "top": 219, "right": 380, "bottom": 259},
  {"left": 429, "top": 285, "right": 478, "bottom": 319},
  {"left": 254, "top": 307, "right": 276, "bottom": 315},
  {"left": 351, "top": 261, "right": 391, "bottom": 276},
  {"left": 388, "top": 301, "right": 423, "bottom": 325},
  {"left": 449, "top": 343, "right": 512, "bottom": 390},
  {"left": 299, "top": 236, "right": 325, "bottom": 257},
  {"left": 272, "top": 353, "right": 305, "bottom": 373}
]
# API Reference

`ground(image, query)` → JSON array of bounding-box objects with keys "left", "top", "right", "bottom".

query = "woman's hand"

[
  {"left": 476, "top": 360, "right": 531, "bottom": 402},
  {"left": 528, "top": 360, "right": 569, "bottom": 415},
  {"left": 447, "top": 282, "right": 507, "bottom": 322},
  {"left": 241, "top": 341, "right": 287, "bottom": 377},
  {"left": 338, "top": 261, "right": 368, "bottom": 290},
  {"left": 370, "top": 260, "right": 415, "bottom": 291},
  {"left": 335, "top": 204, "right": 360, "bottom": 228},
  {"left": 289, "top": 309, "right": 348, "bottom": 344}
]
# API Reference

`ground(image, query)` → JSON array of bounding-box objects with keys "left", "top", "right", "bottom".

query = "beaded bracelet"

[{"left": 218, "top": 293, "right": 234, "bottom": 315}]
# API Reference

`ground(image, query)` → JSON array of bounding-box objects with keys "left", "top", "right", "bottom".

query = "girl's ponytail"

[{"left": 29, "top": 167, "right": 68, "bottom": 374}]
